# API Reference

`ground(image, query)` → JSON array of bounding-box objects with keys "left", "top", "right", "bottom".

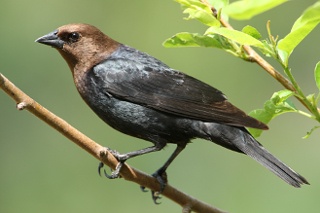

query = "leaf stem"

[
  {"left": 296, "top": 110, "right": 314, "bottom": 119},
  {"left": 283, "top": 65, "right": 320, "bottom": 121}
]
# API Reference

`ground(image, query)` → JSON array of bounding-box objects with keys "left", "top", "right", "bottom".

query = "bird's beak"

[{"left": 35, "top": 30, "right": 64, "bottom": 49}]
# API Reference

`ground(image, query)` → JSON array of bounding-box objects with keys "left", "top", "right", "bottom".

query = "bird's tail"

[
  {"left": 204, "top": 123, "right": 309, "bottom": 187},
  {"left": 232, "top": 129, "right": 309, "bottom": 187}
]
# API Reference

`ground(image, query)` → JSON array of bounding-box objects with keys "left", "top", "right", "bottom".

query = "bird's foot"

[
  {"left": 140, "top": 169, "right": 168, "bottom": 204},
  {"left": 99, "top": 161, "right": 124, "bottom": 179},
  {"left": 98, "top": 148, "right": 126, "bottom": 179}
]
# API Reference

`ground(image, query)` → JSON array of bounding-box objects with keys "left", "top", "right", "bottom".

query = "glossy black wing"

[{"left": 92, "top": 46, "right": 268, "bottom": 130}]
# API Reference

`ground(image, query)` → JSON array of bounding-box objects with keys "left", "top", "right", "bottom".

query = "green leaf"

[
  {"left": 270, "top": 89, "right": 295, "bottom": 105},
  {"left": 208, "top": 0, "right": 229, "bottom": 9},
  {"left": 163, "top": 32, "right": 223, "bottom": 48},
  {"left": 224, "top": 0, "right": 288, "bottom": 20},
  {"left": 277, "top": 2, "right": 320, "bottom": 65},
  {"left": 242, "top": 25, "right": 262, "bottom": 40},
  {"left": 277, "top": 48, "right": 289, "bottom": 66},
  {"left": 248, "top": 109, "right": 273, "bottom": 137},
  {"left": 315, "top": 61, "right": 320, "bottom": 91},
  {"left": 248, "top": 90, "right": 296, "bottom": 137},
  {"left": 259, "top": 40, "right": 274, "bottom": 57},
  {"left": 175, "top": 0, "right": 220, "bottom": 26},
  {"left": 306, "top": 93, "right": 316, "bottom": 107},
  {"left": 208, "top": 0, "right": 230, "bottom": 21},
  {"left": 205, "top": 26, "right": 264, "bottom": 48}
]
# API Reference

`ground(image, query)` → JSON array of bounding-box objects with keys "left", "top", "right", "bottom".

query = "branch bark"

[{"left": 0, "top": 73, "right": 226, "bottom": 213}]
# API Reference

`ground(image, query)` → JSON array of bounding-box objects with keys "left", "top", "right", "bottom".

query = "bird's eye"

[{"left": 68, "top": 32, "right": 80, "bottom": 43}]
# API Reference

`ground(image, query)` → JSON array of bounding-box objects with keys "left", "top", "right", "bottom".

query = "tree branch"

[{"left": 0, "top": 73, "right": 226, "bottom": 213}]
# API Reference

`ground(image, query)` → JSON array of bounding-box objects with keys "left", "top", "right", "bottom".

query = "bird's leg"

[
  {"left": 141, "top": 144, "right": 186, "bottom": 204},
  {"left": 99, "top": 143, "right": 166, "bottom": 179}
]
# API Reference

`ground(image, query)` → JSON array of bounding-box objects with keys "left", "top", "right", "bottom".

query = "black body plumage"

[{"left": 35, "top": 24, "right": 308, "bottom": 202}]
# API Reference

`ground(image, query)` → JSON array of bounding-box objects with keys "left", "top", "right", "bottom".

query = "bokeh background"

[{"left": 1, "top": 0, "right": 320, "bottom": 212}]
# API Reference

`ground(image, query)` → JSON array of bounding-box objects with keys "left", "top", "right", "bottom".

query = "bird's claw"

[
  {"left": 98, "top": 147, "right": 125, "bottom": 179},
  {"left": 141, "top": 169, "right": 168, "bottom": 204},
  {"left": 98, "top": 162, "right": 104, "bottom": 176},
  {"left": 98, "top": 161, "right": 124, "bottom": 179},
  {"left": 152, "top": 170, "right": 168, "bottom": 193},
  {"left": 152, "top": 191, "right": 162, "bottom": 204},
  {"left": 103, "top": 162, "right": 123, "bottom": 179},
  {"left": 105, "top": 147, "right": 121, "bottom": 159},
  {"left": 140, "top": 186, "right": 162, "bottom": 204}
]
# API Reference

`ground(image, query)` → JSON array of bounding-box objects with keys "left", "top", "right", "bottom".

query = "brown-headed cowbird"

[{"left": 36, "top": 24, "right": 308, "bottom": 201}]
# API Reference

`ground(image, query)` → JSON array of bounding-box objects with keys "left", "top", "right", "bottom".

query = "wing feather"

[{"left": 92, "top": 47, "right": 268, "bottom": 130}]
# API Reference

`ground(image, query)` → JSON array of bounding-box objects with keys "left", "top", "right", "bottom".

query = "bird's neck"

[{"left": 58, "top": 49, "right": 77, "bottom": 72}]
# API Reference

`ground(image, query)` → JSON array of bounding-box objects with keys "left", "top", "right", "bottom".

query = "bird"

[{"left": 35, "top": 23, "right": 309, "bottom": 202}]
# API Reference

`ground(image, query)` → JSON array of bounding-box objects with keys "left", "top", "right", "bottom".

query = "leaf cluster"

[{"left": 165, "top": 0, "right": 320, "bottom": 138}]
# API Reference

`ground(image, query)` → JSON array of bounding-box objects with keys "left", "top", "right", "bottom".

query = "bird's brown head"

[{"left": 36, "top": 23, "right": 120, "bottom": 73}]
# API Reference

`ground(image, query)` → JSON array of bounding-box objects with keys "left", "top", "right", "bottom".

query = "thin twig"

[{"left": 0, "top": 73, "right": 226, "bottom": 213}]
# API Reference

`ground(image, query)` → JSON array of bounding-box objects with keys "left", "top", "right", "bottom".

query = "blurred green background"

[{"left": 1, "top": 0, "right": 320, "bottom": 212}]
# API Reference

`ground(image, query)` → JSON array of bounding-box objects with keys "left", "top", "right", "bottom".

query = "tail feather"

[{"left": 234, "top": 131, "right": 309, "bottom": 187}]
